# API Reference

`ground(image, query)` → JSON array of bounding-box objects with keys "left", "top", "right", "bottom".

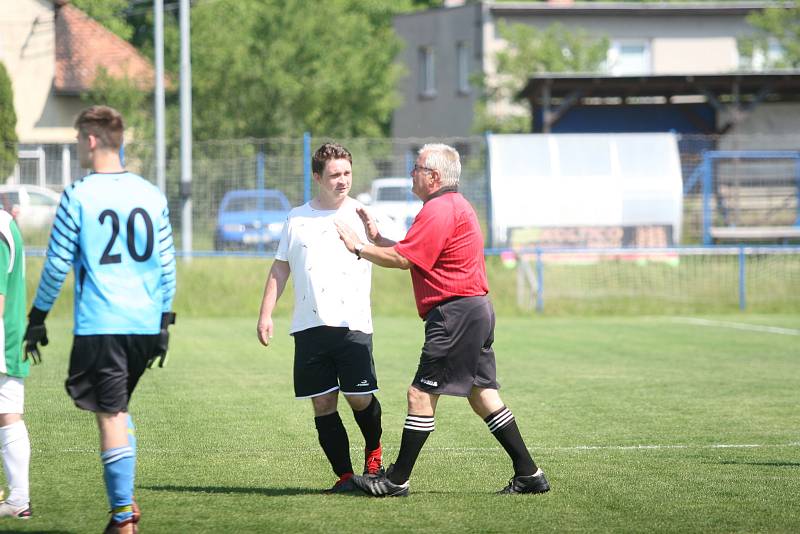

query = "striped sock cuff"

[
  {"left": 485, "top": 406, "right": 515, "bottom": 433},
  {"left": 101, "top": 446, "right": 135, "bottom": 465},
  {"left": 404, "top": 414, "right": 435, "bottom": 433}
]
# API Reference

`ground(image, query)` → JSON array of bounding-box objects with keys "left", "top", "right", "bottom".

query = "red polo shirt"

[{"left": 394, "top": 190, "right": 489, "bottom": 318}]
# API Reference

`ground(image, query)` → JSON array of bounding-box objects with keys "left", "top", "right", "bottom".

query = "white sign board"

[{"left": 488, "top": 133, "right": 683, "bottom": 248}]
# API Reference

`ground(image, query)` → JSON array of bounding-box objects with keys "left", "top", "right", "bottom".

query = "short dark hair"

[
  {"left": 74, "top": 105, "right": 124, "bottom": 150},
  {"left": 312, "top": 143, "right": 352, "bottom": 175}
]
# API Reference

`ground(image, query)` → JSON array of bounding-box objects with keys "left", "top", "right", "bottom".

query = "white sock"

[{"left": 0, "top": 420, "right": 30, "bottom": 507}]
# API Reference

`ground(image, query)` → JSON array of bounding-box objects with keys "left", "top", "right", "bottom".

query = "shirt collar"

[{"left": 425, "top": 186, "right": 458, "bottom": 203}]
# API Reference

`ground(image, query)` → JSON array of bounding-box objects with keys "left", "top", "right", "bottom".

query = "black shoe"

[
  {"left": 323, "top": 473, "right": 357, "bottom": 494},
  {"left": 497, "top": 469, "right": 550, "bottom": 495},
  {"left": 352, "top": 464, "right": 409, "bottom": 497}
]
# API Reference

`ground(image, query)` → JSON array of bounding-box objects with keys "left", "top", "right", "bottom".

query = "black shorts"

[
  {"left": 293, "top": 326, "right": 378, "bottom": 398},
  {"left": 66, "top": 334, "right": 158, "bottom": 413},
  {"left": 413, "top": 295, "right": 500, "bottom": 397}
]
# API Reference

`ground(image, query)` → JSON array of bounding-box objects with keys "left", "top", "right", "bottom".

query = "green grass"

[
  {"left": 24, "top": 254, "right": 800, "bottom": 319},
  {"left": 10, "top": 314, "right": 800, "bottom": 532}
]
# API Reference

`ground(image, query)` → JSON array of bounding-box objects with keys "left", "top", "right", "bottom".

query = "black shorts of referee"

[
  {"left": 66, "top": 334, "right": 160, "bottom": 413},
  {"left": 412, "top": 295, "right": 500, "bottom": 397}
]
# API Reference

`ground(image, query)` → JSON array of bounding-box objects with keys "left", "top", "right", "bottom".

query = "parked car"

[
  {"left": 214, "top": 189, "right": 291, "bottom": 250},
  {"left": 0, "top": 184, "right": 61, "bottom": 231},
  {"left": 356, "top": 177, "right": 422, "bottom": 240}
]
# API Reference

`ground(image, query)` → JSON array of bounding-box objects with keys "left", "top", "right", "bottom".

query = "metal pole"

[
  {"left": 256, "top": 150, "right": 265, "bottom": 254},
  {"left": 154, "top": 0, "right": 166, "bottom": 193},
  {"left": 535, "top": 247, "right": 544, "bottom": 313},
  {"left": 61, "top": 144, "right": 71, "bottom": 187},
  {"left": 702, "top": 153, "right": 712, "bottom": 245},
  {"left": 738, "top": 246, "right": 746, "bottom": 311},
  {"left": 303, "top": 132, "right": 311, "bottom": 203},
  {"left": 484, "top": 131, "right": 493, "bottom": 247},
  {"left": 179, "top": 0, "right": 192, "bottom": 259},
  {"left": 795, "top": 156, "right": 800, "bottom": 225}
]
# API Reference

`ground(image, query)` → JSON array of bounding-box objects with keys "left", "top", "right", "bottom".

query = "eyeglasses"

[{"left": 411, "top": 164, "right": 435, "bottom": 174}]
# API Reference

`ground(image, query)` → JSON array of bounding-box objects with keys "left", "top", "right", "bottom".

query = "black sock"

[
  {"left": 314, "top": 412, "right": 353, "bottom": 477},
  {"left": 389, "top": 414, "right": 434, "bottom": 484},
  {"left": 485, "top": 406, "right": 537, "bottom": 477},
  {"left": 352, "top": 395, "right": 382, "bottom": 451}
]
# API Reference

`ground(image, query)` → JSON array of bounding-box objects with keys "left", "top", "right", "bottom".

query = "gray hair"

[{"left": 419, "top": 143, "right": 461, "bottom": 188}]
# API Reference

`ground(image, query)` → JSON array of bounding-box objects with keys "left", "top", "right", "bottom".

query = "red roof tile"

[{"left": 55, "top": 2, "right": 155, "bottom": 94}]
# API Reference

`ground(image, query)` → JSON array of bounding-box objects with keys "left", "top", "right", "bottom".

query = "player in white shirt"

[{"left": 257, "top": 143, "right": 384, "bottom": 492}]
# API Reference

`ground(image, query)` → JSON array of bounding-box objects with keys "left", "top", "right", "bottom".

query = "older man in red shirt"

[{"left": 335, "top": 143, "right": 549, "bottom": 497}]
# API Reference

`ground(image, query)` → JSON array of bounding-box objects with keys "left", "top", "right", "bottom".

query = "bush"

[{"left": 0, "top": 62, "right": 17, "bottom": 181}]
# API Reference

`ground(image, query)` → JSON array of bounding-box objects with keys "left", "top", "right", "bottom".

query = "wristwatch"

[{"left": 354, "top": 243, "right": 364, "bottom": 259}]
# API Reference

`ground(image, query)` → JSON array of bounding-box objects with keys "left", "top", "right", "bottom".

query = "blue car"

[{"left": 214, "top": 189, "right": 291, "bottom": 251}]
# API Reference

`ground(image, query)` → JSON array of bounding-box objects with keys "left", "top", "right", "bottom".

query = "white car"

[
  {"left": 0, "top": 185, "right": 61, "bottom": 231},
  {"left": 357, "top": 178, "right": 423, "bottom": 241}
]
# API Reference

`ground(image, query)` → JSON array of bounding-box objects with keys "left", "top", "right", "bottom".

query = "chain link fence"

[{"left": 5, "top": 133, "right": 799, "bottom": 250}]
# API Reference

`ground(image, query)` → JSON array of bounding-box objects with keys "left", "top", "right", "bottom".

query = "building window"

[
  {"left": 456, "top": 41, "right": 470, "bottom": 95},
  {"left": 419, "top": 46, "right": 436, "bottom": 98},
  {"left": 607, "top": 40, "right": 651, "bottom": 75}
]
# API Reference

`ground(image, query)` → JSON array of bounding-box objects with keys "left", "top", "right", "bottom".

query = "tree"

[
  {"left": 0, "top": 62, "right": 17, "bottom": 181},
  {"left": 70, "top": 0, "right": 135, "bottom": 41},
  {"left": 189, "top": 0, "right": 410, "bottom": 140},
  {"left": 739, "top": 0, "right": 800, "bottom": 69},
  {"left": 475, "top": 21, "right": 609, "bottom": 133},
  {"left": 75, "top": 0, "right": 428, "bottom": 140}
]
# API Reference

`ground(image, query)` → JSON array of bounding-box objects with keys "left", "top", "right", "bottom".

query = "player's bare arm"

[
  {"left": 335, "top": 220, "right": 411, "bottom": 270},
  {"left": 257, "top": 259, "right": 291, "bottom": 347},
  {"left": 356, "top": 206, "right": 396, "bottom": 247}
]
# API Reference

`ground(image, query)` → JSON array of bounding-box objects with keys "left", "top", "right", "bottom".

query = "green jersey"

[{"left": 0, "top": 210, "right": 27, "bottom": 378}]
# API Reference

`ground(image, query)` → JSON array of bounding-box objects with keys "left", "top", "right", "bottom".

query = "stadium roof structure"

[
  {"left": 517, "top": 71, "right": 800, "bottom": 134},
  {"left": 487, "top": 1, "right": 783, "bottom": 16}
]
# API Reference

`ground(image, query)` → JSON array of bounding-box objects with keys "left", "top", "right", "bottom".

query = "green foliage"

[
  {"left": 71, "top": 0, "right": 134, "bottom": 41},
  {"left": 474, "top": 22, "right": 609, "bottom": 133},
  {"left": 29, "top": 253, "right": 798, "bottom": 323},
  {"left": 189, "top": 0, "right": 408, "bottom": 139},
  {"left": 0, "top": 62, "right": 18, "bottom": 180},
  {"left": 70, "top": 1, "right": 433, "bottom": 141},
  {"left": 739, "top": 0, "right": 800, "bottom": 69}
]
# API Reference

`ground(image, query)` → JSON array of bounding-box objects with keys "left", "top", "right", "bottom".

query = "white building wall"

[
  {"left": 652, "top": 37, "right": 739, "bottom": 74},
  {"left": 0, "top": 0, "right": 81, "bottom": 143}
]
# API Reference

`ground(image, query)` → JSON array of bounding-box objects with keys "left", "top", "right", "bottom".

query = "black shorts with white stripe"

[{"left": 412, "top": 295, "right": 500, "bottom": 397}]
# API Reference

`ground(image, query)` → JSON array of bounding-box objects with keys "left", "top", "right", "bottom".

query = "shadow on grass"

[
  {"left": 716, "top": 461, "right": 800, "bottom": 468},
  {"left": 0, "top": 531, "right": 74, "bottom": 534},
  {"left": 140, "top": 484, "right": 333, "bottom": 497}
]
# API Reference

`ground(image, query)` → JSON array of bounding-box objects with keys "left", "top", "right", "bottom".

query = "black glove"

[
  {"left": 23, "top": 307, "right": 49, "bottom": 365},
  {"left": 148, "top": 312, "right": 176, "bottom": 369}
]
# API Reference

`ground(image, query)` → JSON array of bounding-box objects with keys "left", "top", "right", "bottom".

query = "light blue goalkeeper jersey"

[{"left": 33, "top": 172, "right": 176, "bottom": 335}]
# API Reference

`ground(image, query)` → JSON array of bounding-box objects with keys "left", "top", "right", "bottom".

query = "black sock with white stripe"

[
  {"left": 388, "top": 414, "right": 434, "bottom": 485},
  {"left": 484, "top": 406, "right": 537, "bottom": 477},
  {"left": 352, "top": 395, "right": 382, "bottom": 451},
  {"left": 314, "top": 412, "right": 353, "bottom": 477}
]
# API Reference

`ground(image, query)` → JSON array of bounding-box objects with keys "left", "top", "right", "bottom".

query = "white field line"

[
  {"left": 672, "top": 317, "right": 800, "bottom": 336},
  {"left": 47, "top": 442, "right": 800, "bottom": 455}
]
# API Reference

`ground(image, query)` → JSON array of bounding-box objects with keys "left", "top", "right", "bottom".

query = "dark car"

[{"left": 214, "top": 189, "right": 291, "bottom": 250}]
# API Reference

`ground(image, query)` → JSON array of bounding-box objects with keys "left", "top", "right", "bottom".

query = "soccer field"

[{"left": 11, "top": 314, "right": 800, "bottom": 533}]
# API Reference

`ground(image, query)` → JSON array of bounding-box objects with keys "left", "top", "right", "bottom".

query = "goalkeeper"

[{"left": 24, "top": 106, "right": 176, "bottom": 533}]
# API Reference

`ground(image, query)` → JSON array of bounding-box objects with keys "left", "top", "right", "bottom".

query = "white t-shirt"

[{"left": 276, "top": 197, "right": 374, "bottom": 334}]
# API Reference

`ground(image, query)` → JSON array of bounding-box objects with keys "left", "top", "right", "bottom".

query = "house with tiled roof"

[{"left": 0, "top": 0, "right": 154, "bottom": 144}]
